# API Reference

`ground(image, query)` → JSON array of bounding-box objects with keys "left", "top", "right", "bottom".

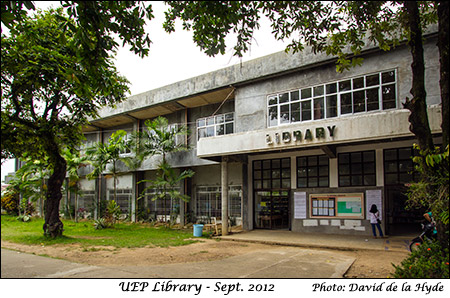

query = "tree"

[
  {"left": 86, "top": 130, "right": 139, "bottom": 210},
  {"left": 133, "top": 117, "right": 194, "bottom": 223},
  {"left": 1, "top": 2, "right": 153, "bottom": 237},
  {"left": 62, "top": 148, "right": 87, "bottom": 222}
]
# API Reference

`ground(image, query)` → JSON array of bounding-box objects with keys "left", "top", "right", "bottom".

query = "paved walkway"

[
  {"left": 220, "top": 230, "right": 412, "bottom": 252},
  {"left": 1, "top": 246, "right": 354, "bottom": 278},
  {"left": 1, "top": 230, "right": 412, "bottom": 279}
]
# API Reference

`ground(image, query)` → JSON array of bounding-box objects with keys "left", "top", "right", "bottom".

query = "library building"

[{"left": 76, "top": 28, "right": 442, "bottom": 236}]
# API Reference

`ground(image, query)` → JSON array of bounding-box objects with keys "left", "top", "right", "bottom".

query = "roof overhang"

[{"left": 82, "top": 86, "right": 234, "bottom": 132}]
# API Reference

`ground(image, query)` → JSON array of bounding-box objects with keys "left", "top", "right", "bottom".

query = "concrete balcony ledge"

[{"left": 197, "top": 105, "right": 442, "bottom": 158}]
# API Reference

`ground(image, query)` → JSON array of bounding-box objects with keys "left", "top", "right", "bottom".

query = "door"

[{"left": 254, "top": 190, "right": 289, "bottom": 229}]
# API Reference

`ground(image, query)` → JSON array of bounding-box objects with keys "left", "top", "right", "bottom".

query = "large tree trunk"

[
  {"left": 403, "top": 1, "right": 434, "bottom": 152},
  {"left": 43, "top": 141, "right": 67, "bottom": 238},
  {"left": 438, "top": 1, "right": 449, "bottom": 150}
]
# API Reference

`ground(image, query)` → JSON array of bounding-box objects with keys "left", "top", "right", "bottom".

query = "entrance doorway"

[
  {"left": 253, "top": 158, "right": 291, "bottom": 229},
  {"left": 254, "top": 190, "right": 290, "bottom": 229},
  {"left": 385, "top": 186, "right": 425, "bottom": 236}
]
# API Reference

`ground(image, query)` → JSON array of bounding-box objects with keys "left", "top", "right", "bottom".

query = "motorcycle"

[{"left": 409, "top": 221, "right": 437, "bottom": 252}]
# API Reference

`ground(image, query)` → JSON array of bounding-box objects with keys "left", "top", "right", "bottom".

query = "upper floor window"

[
  {"left": 267, "top": 70, "right": 397, "bottom": 127},
  {"left": 197, "top": 112, "right": 234, "bottom": 140}
]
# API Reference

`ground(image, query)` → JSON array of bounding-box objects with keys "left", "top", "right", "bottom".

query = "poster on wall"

[
  {"left": 366, "top": 189, "right": 382, "bottom": 220},
  {"left": 336, "top": 196, "right": 363, "bottom": 217},
  {"left": 294, "top": 192, "right": 307, "bottom": 219}
]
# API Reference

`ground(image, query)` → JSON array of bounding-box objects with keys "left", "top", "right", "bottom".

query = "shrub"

[
  {"left": 393, "top": 240, "right": 449, "bottom": 278},
  {"left": 1, "top": 190, "right": 19, "bottom": 215}
]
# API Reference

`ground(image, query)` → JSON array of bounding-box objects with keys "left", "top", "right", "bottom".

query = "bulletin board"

[{"left": 310, "top": 193, "right": 364, "bottom": 219}]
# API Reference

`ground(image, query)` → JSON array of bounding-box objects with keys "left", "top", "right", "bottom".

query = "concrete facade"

[{"left": 73, "top": 31, "right": 442, "bottom": 236}]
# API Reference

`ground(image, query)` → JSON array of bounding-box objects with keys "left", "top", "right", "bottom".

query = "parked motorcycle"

[{"left": 409, "top": 222, "right": 437, "bottom": 252}]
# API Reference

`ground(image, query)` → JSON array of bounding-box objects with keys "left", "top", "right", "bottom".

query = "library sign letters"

[{"left": 266, "top": 125, "right": 336, "bottom": 146}]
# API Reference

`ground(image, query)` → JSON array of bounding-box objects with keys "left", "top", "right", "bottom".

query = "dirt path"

[{"left": 1, "top": 239, "right": 408, "bottom": 278}]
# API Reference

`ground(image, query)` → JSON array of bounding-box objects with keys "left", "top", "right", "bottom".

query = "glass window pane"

[
  {"left": 351, "top": 175, "right": 363, "bottom": 186},
  {"left": 366, "top": 87, "right": 379, "bottom": 111},
  {"left": 263, "top": 160, "right": 271, "bottom": 169},
  {"left": 282, "top": 179, "right": 291, "bottom": 188},
  {"left": 198, "top": 119, "right": 206, "bottom": 127},
  {"left": 291, "top": 102, "right": 300, "bottom": 122},
  {"left": 225, "top": 113, "right": 234, "bottom": 121},
  {"left": 339, "top": 164, "right": 350, "bottom": 175},
  {"left": 353, "top": 77, "right": 364, "bottom": 89},
  {"left": 282, "top": 158, "right": 290, "bottom": 168},
  {"left": 353, "top": 90, "right": 365, "bottom": 113},
  {"left": 215, "top": 115, "right": 224, "bottom": 124},
  {"left": 339, "top": 153, "right": 350, "bottom": 164},
  {"left": 308, "top": 156, "right": 318, "bottom": 166},
  {"left": 326, "top": 83, "right": 337, "bottom": 94},
  {"left": 326, "top": 95, "right": 337, "bottom": 118},
  {"left": 291, "top": 90, "right": 300, "bottom": 101},
  {"left": 279, "top": 92, "right": 289, "bottom": 103},
  {"left": 301, "top": 100, "right": 312, "bottom": 121},
  {"left": 268, "top": 106, "right": 278, "bottom": 127},
  {"left": 382, "top": 84, "right": 396, "bottom": 110},
  {"left": 301, "top": 88, "right": 312, "bottom": 99},
  {"left": 319, "top": 177, "right": 329, "bottom": 187},
  {"left": 272, "top": 179, "right": 281, "bottom": 188},
  {"left": 351, "top": 152, "right": 362, "bottom": 163},
  {"left": 339, "top": 80, "right": 351, "bottom": 91},
  {"left": 272, "top": 159, "right": 280, "bottom": 168},
  {"left": 298, "top": 157, "right": 307, "bottom": 167},
  {"left": 225, "top": 123, "right": 233, "bottom": 134},
  {"left": 399, "top": 160, "right": 413, "bottom": 173},
  {"left": 263, "top": 170, "right": 270, "bottom": 179},
  {"left": 366, "top": 74, "right": 380, "bottom": 86},
  {"left": 364, "top": 175, "right": 376, "bottom": 186},
  {"left": 351, "top": 163, "right": 362, "bottom": 174},
  {"left": 280, "top": 104, "right": 290, "bottom": 124},
  {"left": 385, "top": 174, "right": 398, "bottom": 185},
  {"left": 399, "top": 148, "right": 412, "bottom": 160},
  {"left": 314, "top": 97, "right": 324, "bottom": 120},
  {"left": 254, "top": 170, "right": 261, "bottom": 179},
  {"left": 385, "top": 161, "right": 398, "bottom": 173},
  {"left": 364, "top": 163, "right": 375, "bottom": 174},
  {"left": 384, "top": 149, "right": 397, "bottom": 161},
  {"left": 298, "top": 168, "right": 307, "bottom": 177},
  {"left": 319, "top": 165, "right": 328, "bottom": 176},
  {"left": 216, "top": 124, "right": 224, "bottom": 136},
  {"left": 363, "top": 151, "right": 375, "bottom": 162},
  {"left": 319, "top": 156, "right": 329, "bottom": 165},
  {"left": 206, "top": 117, "right": 215, "bottom": 126},
  {"left": 308, "top": 177, "right": 318, "bottom": 187},
  {"left": 382, "top": 71, "right": 395, "bottom": 84},
  {"left": 341, "top": 93, "right": 352, "bottom": 114},
  {"left": 206, "top": 126, "right": 214, "bottom": 137},
  {"left": 198, "top": 127, "right": 207, "bottom": 139},
  {"left": 298, "top": 178, "right": 307, "bottom": 188},
  {"left": 268, "top": 95, "right": 278, "bottom": 105},
  {"left": 314, "top": 85, "right": 324, "bottom": 97},
  {"left": 308, "top": 167, "right": 318, "bottom": 176},
  {"left": 253, "top": 160, "right": 262, "bottom": 170},
  {"left": 263, "top": 180, "right": 270, "bottom": 189},
  {"left": 340, "top": 176, "right": 350, "bottom": 186}
]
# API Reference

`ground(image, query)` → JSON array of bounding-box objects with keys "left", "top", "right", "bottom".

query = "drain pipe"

[{"left": 221, "top": 156, "right": 229, "bottom": 235}]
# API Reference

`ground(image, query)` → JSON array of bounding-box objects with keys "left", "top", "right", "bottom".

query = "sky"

[{"left": 1, "top": 1, "right": 289, "bottom": 182}]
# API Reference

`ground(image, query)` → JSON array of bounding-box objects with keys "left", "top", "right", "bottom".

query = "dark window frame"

[
  {"left": 296, "top": 155, "right": 329, "bottom": 188},
  {"left": 338, "top": 150, "right": 376, "bottom": 187}
]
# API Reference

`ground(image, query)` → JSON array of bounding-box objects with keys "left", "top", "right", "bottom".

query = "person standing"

[{"left": 369, "top": 204, "right": 384, "bottom": 238}]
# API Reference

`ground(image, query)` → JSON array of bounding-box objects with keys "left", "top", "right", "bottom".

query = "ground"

[{"left": 0, "top": 238, "right": 408, "bottom": 278}]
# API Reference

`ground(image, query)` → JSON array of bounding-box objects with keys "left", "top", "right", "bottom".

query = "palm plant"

[
  {"left": 6, "top": 158, "right": 49, "bottom": 216},
  {"left": 62, "top": 148, "right": 88, "bottom": 222},
  {"left": 133, "top": 116, "right": 194, "bottom": 223},
  {"left": 86, "top": 130, "right": 140, "bottom": 212}
]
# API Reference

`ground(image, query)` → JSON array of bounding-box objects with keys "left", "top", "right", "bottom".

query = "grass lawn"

[{"left": 1, "top": 215, "right": 198, "bottom": 248}]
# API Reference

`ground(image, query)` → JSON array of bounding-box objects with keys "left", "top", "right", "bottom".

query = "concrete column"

[{"left": 221, "top": 156, "right": 229, "bottom": 235}]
